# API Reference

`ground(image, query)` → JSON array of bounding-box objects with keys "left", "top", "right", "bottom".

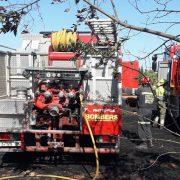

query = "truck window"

[{"left": 164, "top": 48, "right": 171, "bottom": 61}]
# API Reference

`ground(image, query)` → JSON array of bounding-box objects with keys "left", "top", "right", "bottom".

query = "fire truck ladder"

[{"left": 86, "top": 19, "right": 117, "bottom": 46}]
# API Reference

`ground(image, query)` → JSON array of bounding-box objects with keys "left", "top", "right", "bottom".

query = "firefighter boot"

[
  {"left": 160, "top": 118, "right": 165, "bottom": 129},
  {"left": 153, "top": 116, "right": 159, "bottom": 128}
]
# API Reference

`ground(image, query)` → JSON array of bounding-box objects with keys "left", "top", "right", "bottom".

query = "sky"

[{"left": 0, "top": 0, "right": 180, "bottom": 69}]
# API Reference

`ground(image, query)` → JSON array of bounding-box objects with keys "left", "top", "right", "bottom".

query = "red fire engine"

[
  {"left": 155, "top": 44, "right": 180, "bottom": 121},
  {"left": 0, "top": 19, "right": 122, "bottom": 154}
]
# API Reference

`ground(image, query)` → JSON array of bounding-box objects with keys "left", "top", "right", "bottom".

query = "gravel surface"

[{"left": 0, "top": 107, "right": 179, "bottom": 180}]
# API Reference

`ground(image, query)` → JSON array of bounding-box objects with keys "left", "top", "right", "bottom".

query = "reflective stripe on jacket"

[
  {"left": 136, "top": 86, "right": 155, "bottom": 109},
  {"left": 138, "top": 121, "right": 151, "bottom": 125}
]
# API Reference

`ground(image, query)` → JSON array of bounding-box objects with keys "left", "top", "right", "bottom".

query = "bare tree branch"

[
  {"left": 130, "top": 0, "right": 180, "bottom": 14},
  {"left": 140, "top": 39, "right": 170, "bottom": 60},
  {"left": 82, "top": 0, "right": 180, "bottom": 42},
  {"left": 110, "top": 0, "right": 118, "bottom": 18},
  {"left": 16, "top": 0, "right": 40, "bottom": 13}
]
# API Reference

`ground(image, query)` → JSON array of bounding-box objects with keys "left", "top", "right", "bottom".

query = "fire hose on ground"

[
  {"left": 83, "top": 110, "right": 100, "bottom": 180},
  {"left": 0, "top": 174, "right": 76, "bottom": 180}
]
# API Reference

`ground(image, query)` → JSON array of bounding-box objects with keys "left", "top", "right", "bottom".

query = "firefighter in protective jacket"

[
  {"left": 136, "top": 77, "right": 155, "bottom": 150},
  {"left": 153, "top": 79, "right": 166, "bottom": 129}
]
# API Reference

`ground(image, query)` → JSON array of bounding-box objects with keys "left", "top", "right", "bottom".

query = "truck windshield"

[{"left": 164, "top": 48, "right": 171, "bottom": 61}]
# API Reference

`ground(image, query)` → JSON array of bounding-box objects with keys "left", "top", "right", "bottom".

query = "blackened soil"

[{"left": 0, "top": 107, "right": 179, "bottom": 180}]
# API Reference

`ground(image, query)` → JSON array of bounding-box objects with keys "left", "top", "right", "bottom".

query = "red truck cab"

[{"left": 122, "top": 60, "right": 139, "bottom": 107}]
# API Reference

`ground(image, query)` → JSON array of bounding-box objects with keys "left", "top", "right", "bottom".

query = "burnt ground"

[{"left": 0, "top": 107, "right": 180, "bottom": 180}]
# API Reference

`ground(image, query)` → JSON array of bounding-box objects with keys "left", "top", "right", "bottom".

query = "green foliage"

[{"left": 0, "top": 11, "right": 21, "bottom": 36}]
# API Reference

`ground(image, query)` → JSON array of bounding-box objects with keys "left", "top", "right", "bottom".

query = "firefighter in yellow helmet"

[{"left": 153, "top": 79, "right": 166, "bottom": 129}]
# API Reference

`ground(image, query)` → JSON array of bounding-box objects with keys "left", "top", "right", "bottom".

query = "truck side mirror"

[{"left": 152, "top": 54, "right": 157, "bottom": 72}]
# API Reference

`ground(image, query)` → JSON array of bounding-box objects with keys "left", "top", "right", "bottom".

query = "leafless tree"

[
  {"left": 0, "top": 0, "right": 179, "bottom": 59},
  {"left": 81, "top": 0, "right": 179, "bottom": 60}
]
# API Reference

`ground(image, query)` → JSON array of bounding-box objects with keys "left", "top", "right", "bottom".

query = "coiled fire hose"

[{"left": 51, "top": 29, "right": 77, "bottom": 52}]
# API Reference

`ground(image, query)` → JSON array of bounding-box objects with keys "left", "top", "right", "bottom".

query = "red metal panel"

[
  {"left": 82, "top": 104, "right": 122, "bottom": 135},
  {"left": 78, "top": 34, "right": 97, "bottom": 44},
  {"left": 0, "top": 133, "right": 11, "bottom": 141},
  {"left": 171, "top": 60, "right": 180, "bottom": 95},
  {"left": 48, "top": 46, "right": 77, "bottom": 65},
  {"left": 122, "top": 60, "right": 139, "bottom": 89},
  {"left": 170, "top": 60, "right": 177, "bottom": 88},
  {"left": 176, "top": 60, "right": 180, "bottom": 95},
  {"left": 48, "top": 52, "right": 76, "bottom": 61},
  {"left": 169, "top": 45, "right": 180, "bottom": 95}
]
